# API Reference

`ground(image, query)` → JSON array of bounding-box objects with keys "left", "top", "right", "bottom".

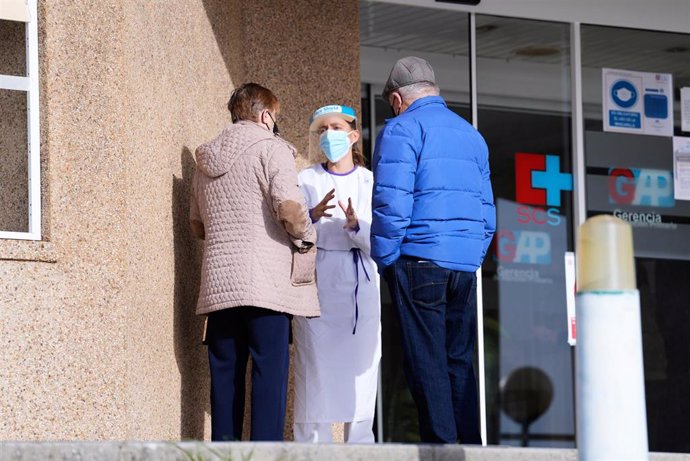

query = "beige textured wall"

[
  {"left": 120, "top": 0, "right": 246, "bottom": 439},
  {"left": 0, "top": 0, "right": 360, "bottom": 441},
  {"left": 1, "top": 0, "right": 242, "bottom": 439},
  {"left": 241, "top": 1, "right": 361, "bottom": 168}
]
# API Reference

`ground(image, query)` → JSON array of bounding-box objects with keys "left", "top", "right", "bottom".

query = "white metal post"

[
  {"left": 570, "top": 22, "right": 587, "bottom": 231},
  {"left": 576, "top": 216, "right": 648, "bottom": 461}
]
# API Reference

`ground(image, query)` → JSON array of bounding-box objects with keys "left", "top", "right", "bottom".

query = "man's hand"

[
  {"left": 339, "top": 197, "right": 359, "bottom": 231},
  {"left": 310, "top": 188, "right": 336, "bottom": 222}
]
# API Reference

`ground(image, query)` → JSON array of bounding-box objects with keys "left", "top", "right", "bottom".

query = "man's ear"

[{"left": 390, "top": 92, "right": 403, "bottom": 115}]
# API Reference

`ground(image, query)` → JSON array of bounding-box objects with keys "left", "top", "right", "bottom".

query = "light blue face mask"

[{"left": 320, "top": 130, "right": 353, "bottom": 163}]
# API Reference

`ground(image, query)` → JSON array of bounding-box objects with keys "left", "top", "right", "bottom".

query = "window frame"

[{"left": 0, "top": 0, "right": 41, "bottom": 240}]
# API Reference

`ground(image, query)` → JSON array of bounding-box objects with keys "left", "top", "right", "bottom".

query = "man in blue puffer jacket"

[{"left": 371, "top": 56, "right": 495, "bottom": 444}]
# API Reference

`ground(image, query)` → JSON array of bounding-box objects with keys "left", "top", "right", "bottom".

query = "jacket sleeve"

[
  {"left": 347, "top": 219, "right": 371, "bottom": 255},
  {"left": 266, "top": 143, "right": 316, "bottom": 249},
  {"left": 347, "top": 171, "right": 373, "bottom": 255},
  {"left": 297, "top": 169, "right": 317, "bottom": 212},
  {"left": 370, "top": 122, "right": 417, "bottom": 268},
  {"left": 480, "top": 150, "right": 496, "bottom": 261}
]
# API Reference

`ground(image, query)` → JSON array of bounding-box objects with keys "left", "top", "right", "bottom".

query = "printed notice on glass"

[
  {"left": 682, "top": 87, "right": 690, "bottom": 132},
  {"left": 673, "top": 137, "right": 690, "bottom": 200},
  {"left": 603, "top": 68, "right": 674, "bottom": 137},
  {"left": 564, "top": 252, "right": 576, "bottom": 346}
]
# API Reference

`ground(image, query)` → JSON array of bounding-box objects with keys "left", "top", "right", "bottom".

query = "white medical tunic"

[{"left": 294, "top": 163, "right": 382, "bottom": 423}]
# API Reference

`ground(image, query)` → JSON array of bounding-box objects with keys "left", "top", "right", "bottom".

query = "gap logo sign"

[
  {"left": 609, "top": 167, "right": 674, "bottom": 207},
  {"left": 496, "top": 229, "right": 551, "bottom": 265}
]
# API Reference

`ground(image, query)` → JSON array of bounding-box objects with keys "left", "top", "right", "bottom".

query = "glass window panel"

[
  {"left": 582, "top": 24, "right": 690, "bottom": 454},
  {"left": 359, "top": 0, "right": 470, "bottom": 442},
  {"left": 477, "top": 15, "right": 575, "bottom": 448},
  {"left": 0, "top": 19, "right": 26, "bottom": 77},
  {"left": 0, "top": 88, "right": 29, "bottom": 232}
]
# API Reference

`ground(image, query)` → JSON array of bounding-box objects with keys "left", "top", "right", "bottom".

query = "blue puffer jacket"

[{"left": 371, "top": 95, "right": 496, "bottom": 272}]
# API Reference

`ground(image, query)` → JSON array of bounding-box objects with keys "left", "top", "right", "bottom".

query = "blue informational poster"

[{"left": 603, "top": 68, "right": 673, "bottom": 137}]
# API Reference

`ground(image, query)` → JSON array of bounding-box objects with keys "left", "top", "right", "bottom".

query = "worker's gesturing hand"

[
  {"left": 339, "top": 197, "right": 359, "bottom": 231},
  {"left": 309, "top": 188, "right": 336, "bottom": 222}
]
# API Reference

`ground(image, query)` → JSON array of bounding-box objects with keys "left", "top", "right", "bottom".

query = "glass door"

[
  {"left": 476, "top": 15, "right": 576, "bottom": 448},
  {"left": 581, "top": 24, "right": 690, "bottom": 454},
  {"left": 361, "top": 2, "right": 690, "bottom": 451},
  {"left": 360, "top": 0, "right": 471, "bottom": 442}
]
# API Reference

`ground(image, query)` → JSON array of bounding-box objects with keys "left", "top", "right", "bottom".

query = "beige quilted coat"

[{"left": 190, "top": 120, "right": 320, "bottom": 317}]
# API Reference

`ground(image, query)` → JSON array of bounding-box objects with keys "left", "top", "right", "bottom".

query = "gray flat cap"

[{"left": 382, "top": 56, "right": 436, "bottom": 101}]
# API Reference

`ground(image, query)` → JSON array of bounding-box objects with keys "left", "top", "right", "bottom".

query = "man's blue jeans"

[{"left": 384, "top": 257, "right": 482, "bottom": 444}]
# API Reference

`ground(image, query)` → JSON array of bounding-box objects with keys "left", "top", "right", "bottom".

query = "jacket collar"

[
  {"left": 237, "top": 119, "right": 270, "bottom": 131},
  {"left": 405, "top": 95, "right": 446, "bottom": 113},
  {"left": 195, "top": 120, "right": 282, "bottom": 178}
]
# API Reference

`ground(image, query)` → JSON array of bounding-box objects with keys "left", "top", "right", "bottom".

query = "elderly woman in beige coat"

[{"left": 190, "top": 82, "right": 319, "bottom": 442}]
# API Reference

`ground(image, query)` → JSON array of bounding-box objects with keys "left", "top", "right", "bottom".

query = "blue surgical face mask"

[{"left": 319, "top": 130, "right": 353, "bottom": 163}]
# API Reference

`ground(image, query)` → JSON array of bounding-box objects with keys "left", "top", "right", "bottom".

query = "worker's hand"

[
  {"left": 309, "top": 188, "right": 336, "bottom": 222},
  {"left": 339, "top": 197, "right": 359, "bottom": 231}
]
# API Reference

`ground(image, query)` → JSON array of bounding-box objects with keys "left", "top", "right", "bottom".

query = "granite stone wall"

[
  {"left": 0, "top": 0, "right": 359, "bottom": 441},
  {"left": 240, "top": 1, "right": 361, "bottom": 168}
]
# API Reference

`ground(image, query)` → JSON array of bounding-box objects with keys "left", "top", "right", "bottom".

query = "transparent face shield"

[
  {"left": 308, "top": 129, "right": 328, "bottom": 165},
  {"left": 307, "top": 110, "right": 360, "bottom": 165}
]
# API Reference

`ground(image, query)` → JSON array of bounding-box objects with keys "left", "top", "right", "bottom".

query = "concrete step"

[{"left": 1, "top": 442, "right": 689, "bottom": 461}]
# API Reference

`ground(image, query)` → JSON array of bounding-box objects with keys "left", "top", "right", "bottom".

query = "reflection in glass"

[
  {"left": 359, "top": 0, "right": 470, "bottom": 442},
  {"left": 582, "top": 24, "right": 690, "bottom": 453},
  {"left": 477, "top": 15, "right": 575, "bottom": 448},
  {"left": 0, "top": 19, "right": 26, "bottom": 76},
  {"left": 0, "top": 89, "right": 29, "bottom": 232}
]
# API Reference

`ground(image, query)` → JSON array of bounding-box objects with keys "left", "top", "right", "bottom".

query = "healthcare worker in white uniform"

[{"left": 293, "top": 104, "right": 381, "bottom": 443}]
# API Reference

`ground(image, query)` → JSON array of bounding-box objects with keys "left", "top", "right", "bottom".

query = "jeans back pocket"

[{"left": 407, "top": 260, "right": 448, "bottom": 310}]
